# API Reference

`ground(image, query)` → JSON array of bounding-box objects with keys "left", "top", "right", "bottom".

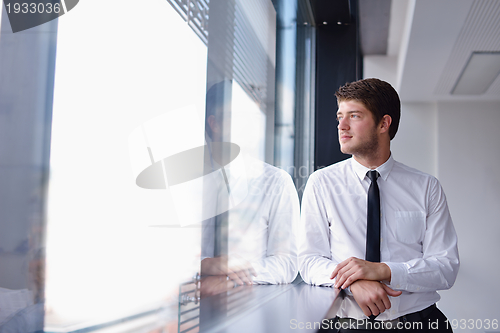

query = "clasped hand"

[
  {"left": 330, "top": 256, "right": 391, "bottom": 289},
  {"left": 201, "top": 255, "right": 256, "bottom": 286},
  {"left": 350, "top": 280, "right": 402, "bottom": 317},
  {"left": 330, "top": 257, "right": 402, "bottom": 317}
]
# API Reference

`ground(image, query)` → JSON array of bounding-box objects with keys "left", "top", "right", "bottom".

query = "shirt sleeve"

[
  {"left": 298, "top": 173, "right": 337, "bottom": 287},
  {"left": 252, "top": 172, "right": 299, "bottom": 284},
  {"left": 384, "top": 178, "right": 460, "bottom": 292}
]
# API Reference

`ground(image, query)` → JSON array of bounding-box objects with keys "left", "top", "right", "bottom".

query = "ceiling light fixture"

[{"left": 452, "top": 52, "right": 500, "bottom": 95}]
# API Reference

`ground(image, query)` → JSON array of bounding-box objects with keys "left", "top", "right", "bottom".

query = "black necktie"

[
  {"left": 366, "top": 170, "right": 380, "bottom": 263},
  {"left": 366, "top": 170, "right": 381, "bottom": 321}
]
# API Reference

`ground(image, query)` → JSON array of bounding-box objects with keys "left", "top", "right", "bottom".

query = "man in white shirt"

[
  {"left": 299, "top": 78, "right": 459, "bottom": 332},
  {"left": 200, "top": 81, "right": 299, "bottom": 295}
]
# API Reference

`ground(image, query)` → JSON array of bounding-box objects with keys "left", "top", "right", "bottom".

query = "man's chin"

[{"left": 339, "top": 145, "right": 351, "bottom": 155}]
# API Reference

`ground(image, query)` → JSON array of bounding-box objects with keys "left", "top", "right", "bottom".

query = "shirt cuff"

[
  {"left": 343, "top": 285, "right": 353, "bottom": 296},
  {"left": 304, "top": 262, "right": 337, "bottom": 287},
  {"left": 315, "top": 273, "right": 336, "bottom": 287},
  {"left": 383, "top": 262, "right": 408, "bottom": 290}
]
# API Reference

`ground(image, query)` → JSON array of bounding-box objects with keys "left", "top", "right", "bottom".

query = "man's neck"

[{"left": 353, "top": 149, "right": 391, "bottom": 170}]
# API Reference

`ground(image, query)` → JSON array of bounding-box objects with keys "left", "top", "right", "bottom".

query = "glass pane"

[
  {"left": 45, "top": 0, "right": 207, "bottom": 330},
  {"left": 0, "top": 5, "right": 56, "bottom": 333},
  {"left": 231, "top": 81, "right": 267, "bottom": 161},
  {"left": 197, "top": 1, "right": 299, "bottom": 330}
]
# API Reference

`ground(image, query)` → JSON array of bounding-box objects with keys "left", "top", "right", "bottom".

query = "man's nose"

[{"left": 338, "top": 118, "right": 349, "bottom": 131}]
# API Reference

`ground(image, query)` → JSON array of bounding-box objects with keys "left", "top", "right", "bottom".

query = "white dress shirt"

[
  {"left": 202, "top": 154, "right": 299, "bottom": 284},
  {"left": 299, "top": 155, "right": 459, "bottom": 320}
]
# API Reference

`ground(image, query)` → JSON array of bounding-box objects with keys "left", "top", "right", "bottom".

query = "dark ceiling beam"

[
  {"left": 309, "top": 0, "right": 352, "bottom": 26},
  {"left": 358, "top": 0, "right": 391, "bottom": 55},
  {"left": 311, "top": 0, "right": 362, "bottom": 169}
]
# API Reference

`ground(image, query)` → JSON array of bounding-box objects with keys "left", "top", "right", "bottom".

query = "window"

[
  {"left": 46, "top": 0, "right": 278, "bottom": 331},
  {"left": 46, "top": 0, "right": 207, "bottom": 330}
]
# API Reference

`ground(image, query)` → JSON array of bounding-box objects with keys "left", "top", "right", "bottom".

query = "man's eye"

[{"left": 351, "top": 114, "right": 359, "bottom": 118}]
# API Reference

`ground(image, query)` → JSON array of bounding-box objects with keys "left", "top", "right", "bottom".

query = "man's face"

[{"left": 337, "top": 100, "right": 379, "bottom": 157}]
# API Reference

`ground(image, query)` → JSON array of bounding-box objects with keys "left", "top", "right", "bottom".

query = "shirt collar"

[{"left": 351, "top": 154, "right": 395, "bottom": 182}]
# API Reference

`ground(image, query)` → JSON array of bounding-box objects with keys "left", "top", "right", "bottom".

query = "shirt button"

[{"left": 396, "top": 285, "right": 400, "bottom": 288}]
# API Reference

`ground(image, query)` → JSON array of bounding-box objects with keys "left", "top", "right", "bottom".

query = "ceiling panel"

[{"left": 435, "top": 0, "right": 500, "bottom": 97}]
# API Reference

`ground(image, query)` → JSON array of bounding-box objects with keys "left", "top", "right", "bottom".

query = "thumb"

[{"left": 382, "top": 284, "right": 403, "bottom": 297}]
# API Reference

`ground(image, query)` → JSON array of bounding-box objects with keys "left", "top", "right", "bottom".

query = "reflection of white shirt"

[
  {"left": 202, "top": 155, "right": 299, "bottom": 284},
  {"left": 299, "top": 155, "right": 459, "bottom": 320}
]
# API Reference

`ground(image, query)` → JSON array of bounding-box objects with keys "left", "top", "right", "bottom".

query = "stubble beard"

[{"left": 340, "top": 128, "right": 379, "bottom": 158}]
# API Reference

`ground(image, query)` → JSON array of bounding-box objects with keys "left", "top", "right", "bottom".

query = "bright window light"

[{"left": 46, "top": 0, "right": 207, "bottom": 329}]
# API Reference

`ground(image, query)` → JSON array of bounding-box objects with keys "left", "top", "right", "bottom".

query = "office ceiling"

[
  {"left": 389, "top": 0, "right": 500, "bottom": 102},
  {"left": 360, "top": 0, "right": 500, "bottom": 102}
]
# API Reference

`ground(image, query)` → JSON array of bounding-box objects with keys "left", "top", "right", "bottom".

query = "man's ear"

[{"left": 379, "top": 115, "right": 392, "bottom": 134}]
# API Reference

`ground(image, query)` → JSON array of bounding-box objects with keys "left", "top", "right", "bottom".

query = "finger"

[
  {"left": 239, "top": 264, "right": 257, "bottom": 277},
  {"left": 335, "top": 270, "right": 350, "bottom": 288},
  {"left": 226, "top": 280, "right": 236, "bottom": 290},
  {"left": 243, "top": 267, "right": 256, "bottom": 279},
  {"left": 227, "top": 272, "right": 244, "bottom": 286},
  {"left": 333, "top": 262, "right": 352, "bottom": 286},
  {"left": 381, "top": 293, "right": 392, "bottom": 310},
  {"left": 382, "top": 284, "right": 403, "bottom": 297},
  {"left": 331, "top": 260, "right": 348, "bottom": 279},
  {"left": 335, "top": 265, "right": 358, "bottom": 288},
  {"left": 333, "top": 257, "right": 357, "bottom": 277},
  {"left": 235, "top": 269, "right": 252, "bottom": 285},
  {"left": 360, "top": 304, "right": 372, "bottom": 317},
  {"left": 240, "top": 267, "right": 256, "bottom": 284},
  {"left": 341, "top": 271, "right": 361, "bottom": 289},
  {"left": 374, "top": 298, "right": 387, "bottom": 315},
  {"left": 367, "top": 303, "right": 380, "bottom": 316}
]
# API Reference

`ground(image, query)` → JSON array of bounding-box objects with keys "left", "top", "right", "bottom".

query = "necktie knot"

[{"left": 367, "top": 170, "right": 379, "bottom": 182}]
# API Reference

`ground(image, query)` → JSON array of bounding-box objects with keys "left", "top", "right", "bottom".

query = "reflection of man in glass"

[
  {"left": 200, "top": 82, "right": 299, "bottom": 295},
  {"left": 300, "top": 79, "right": 459, "bottom": 332}
]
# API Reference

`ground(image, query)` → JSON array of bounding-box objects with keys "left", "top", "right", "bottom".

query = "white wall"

[
  {"left": 435, "top": 101, "right": 500, "bottom": 329},
  {"left": 392, "top": 100, "right": 500, "bottom": 332},
  {"left": 364, "top": 55, "right": 398, "bottom": 87},
  {"left": 391, "top": 102, "right": 437, "bottom": 177}
]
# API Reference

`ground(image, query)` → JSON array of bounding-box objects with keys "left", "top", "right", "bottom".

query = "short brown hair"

[{"left": 335, "top": 78, "right": 401, "bottom": 140}]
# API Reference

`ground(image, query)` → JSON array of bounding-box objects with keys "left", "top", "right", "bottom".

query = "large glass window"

[
  {"left": 46, "top": 0, "right": 207, "bottom": 330},
  {"left": 46, "top": 0, "right": 279, "bottom": 332}
]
